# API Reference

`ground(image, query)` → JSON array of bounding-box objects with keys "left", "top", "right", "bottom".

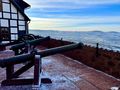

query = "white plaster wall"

[
  {"left": 10, "top": 20, "right": 17, "bottom": 26},
  {"left": 0, "top": 19, "right": 9, "bottom": 27},
  {"left": 11, "top": 4, "right": 17, "bottom": 13},
  {"left": 19, "top": 21, "right": 25, "bottom": 25},
  {"left": 19, "top": 26, "right": 25, "bottom": 30},
  {"left": 2, "top": 0, "right": 9, "bottom": 3},
  {"left": 18, "top": 12, "right": 24, "bottom": 20},
  {"left": 12, "top": 13, "right": 17, "bottom": 19},
  {"left": 2, "top": 41, "right": 10, "bottom": 43},
  {"left": 3, "top": 3, "right": 10, "bottom": 12},
  {"left": 11, "top": 28, "right": 18, "bottom": 33},
  {"left": 3, "top": 12, "right": 10, "bottom": 18}
]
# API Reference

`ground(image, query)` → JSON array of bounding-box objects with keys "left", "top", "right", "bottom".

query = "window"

[
  {"left": 0, "top": 1, "right": 2, "bottom": 11},
  {"left": 0, "top": 27, "right": 10, "bottom": 41},
  {"left": 3, "top": 3, "right": 10, "bottom": 12}
]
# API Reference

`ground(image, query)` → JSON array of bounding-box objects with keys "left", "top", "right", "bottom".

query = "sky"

[{"left": 24, "top": 0, "right": 120, "bottom": 32}]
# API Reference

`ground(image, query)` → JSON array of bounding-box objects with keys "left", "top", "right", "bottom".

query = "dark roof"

[
  {"left": 13, "top": 0, "right": 30, "bottom": 12},
  {"left": 10, "top": 0, "right": 30, "bottom": 21}
]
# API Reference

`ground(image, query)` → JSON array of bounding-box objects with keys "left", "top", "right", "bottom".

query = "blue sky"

[{"left": 25, "top": 0, "right": 120, "bottom": 31}]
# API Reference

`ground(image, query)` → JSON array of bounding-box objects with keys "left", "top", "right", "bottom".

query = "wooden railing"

[
  {"left": 10, "top": 36, "right": 50, "bottom": 55},
  {"left": 0, "top": 40, "right": 83, "bottom": 86}
]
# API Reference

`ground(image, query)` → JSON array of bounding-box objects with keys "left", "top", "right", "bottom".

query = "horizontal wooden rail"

[
  {"left": 10, "top": 36, "right": 50, "bottom": 50},
  {"left": 0, "top": 43, "right": 83, "bottom": 68},
  {"left": 29, "top": 36, "right": 50, "bottom": 46},
  {"left": 0, "top": 54, "right": 35, "bottom": 68},
  {"left": 37, "top": 43, "right": 83, "bottom": 57}
]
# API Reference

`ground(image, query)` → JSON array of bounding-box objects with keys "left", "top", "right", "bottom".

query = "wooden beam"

[
  {"left": 1, "top": 79, "right": 34, "bottom": 86},
  {"left": 12, "top": 61, "right": 34, "bottom": 78},
  {"left": 6, "top": 65, "right": 14, "bottom": 79},
  {"left": 0, "top": 53, "right": 35, "bottom": 68},
  {"left": 37, "top": 43, "right": 83, "bottom": 57},
  {"left": 34, "top": 55, "right": 41, "bottom": 85}
]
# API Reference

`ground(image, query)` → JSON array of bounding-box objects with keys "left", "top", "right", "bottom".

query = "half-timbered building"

[{"left": 0, "top": 0, "right": 30, "bottom": 42}]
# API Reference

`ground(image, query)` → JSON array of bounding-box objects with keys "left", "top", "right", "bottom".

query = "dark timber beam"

[
  {"left": 12, "top": 61, "right": 34, "bottom": 78},
  {"left": 10, "top": 36, "right": 50, "bottom": 51},
  {"left": 1, "top": 79, "right": 34, "bottom": 86},
  {"left": 0, "top": 54, "right": 35, "bottom": 68},
  {"left": 37, "top": 43, "right": 83, "bottom": 57}
]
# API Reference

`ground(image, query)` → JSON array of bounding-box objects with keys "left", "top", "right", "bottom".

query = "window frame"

[
  {"left": 0, "top": 1, "right": 2, "bottom": 11},
  {"left": 0, "top": 27, "right": 10, "bottom": 41}
]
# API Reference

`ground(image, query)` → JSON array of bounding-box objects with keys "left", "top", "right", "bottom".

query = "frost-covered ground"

[{"left": 0, "top": 47, "right": 120, "bottom": 90}]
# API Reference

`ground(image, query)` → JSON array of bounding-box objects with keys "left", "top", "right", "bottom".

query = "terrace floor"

[{"left": 0, "top": 47, "right": 120, "bottom": 90}]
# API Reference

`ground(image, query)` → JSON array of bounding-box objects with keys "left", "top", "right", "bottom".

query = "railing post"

[
  {"left": 14, "top": 50, "right": 19, "bottom": 55},
  {"left": 60, "top": 38, "right": 64, "bottom": 46},
  {"left": 6, "top": 65, "right": 14, "bottom": 79},
  {"left": 96, "top": 43, "right": 99, "bottom": 57},
  {"left": 34, "top": 55, "right": 41, "bottom": 85}
]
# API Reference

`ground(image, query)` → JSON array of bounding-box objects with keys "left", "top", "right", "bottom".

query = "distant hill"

[{"left": 29, "top": 30, "right": 120, "bottom": 51}]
